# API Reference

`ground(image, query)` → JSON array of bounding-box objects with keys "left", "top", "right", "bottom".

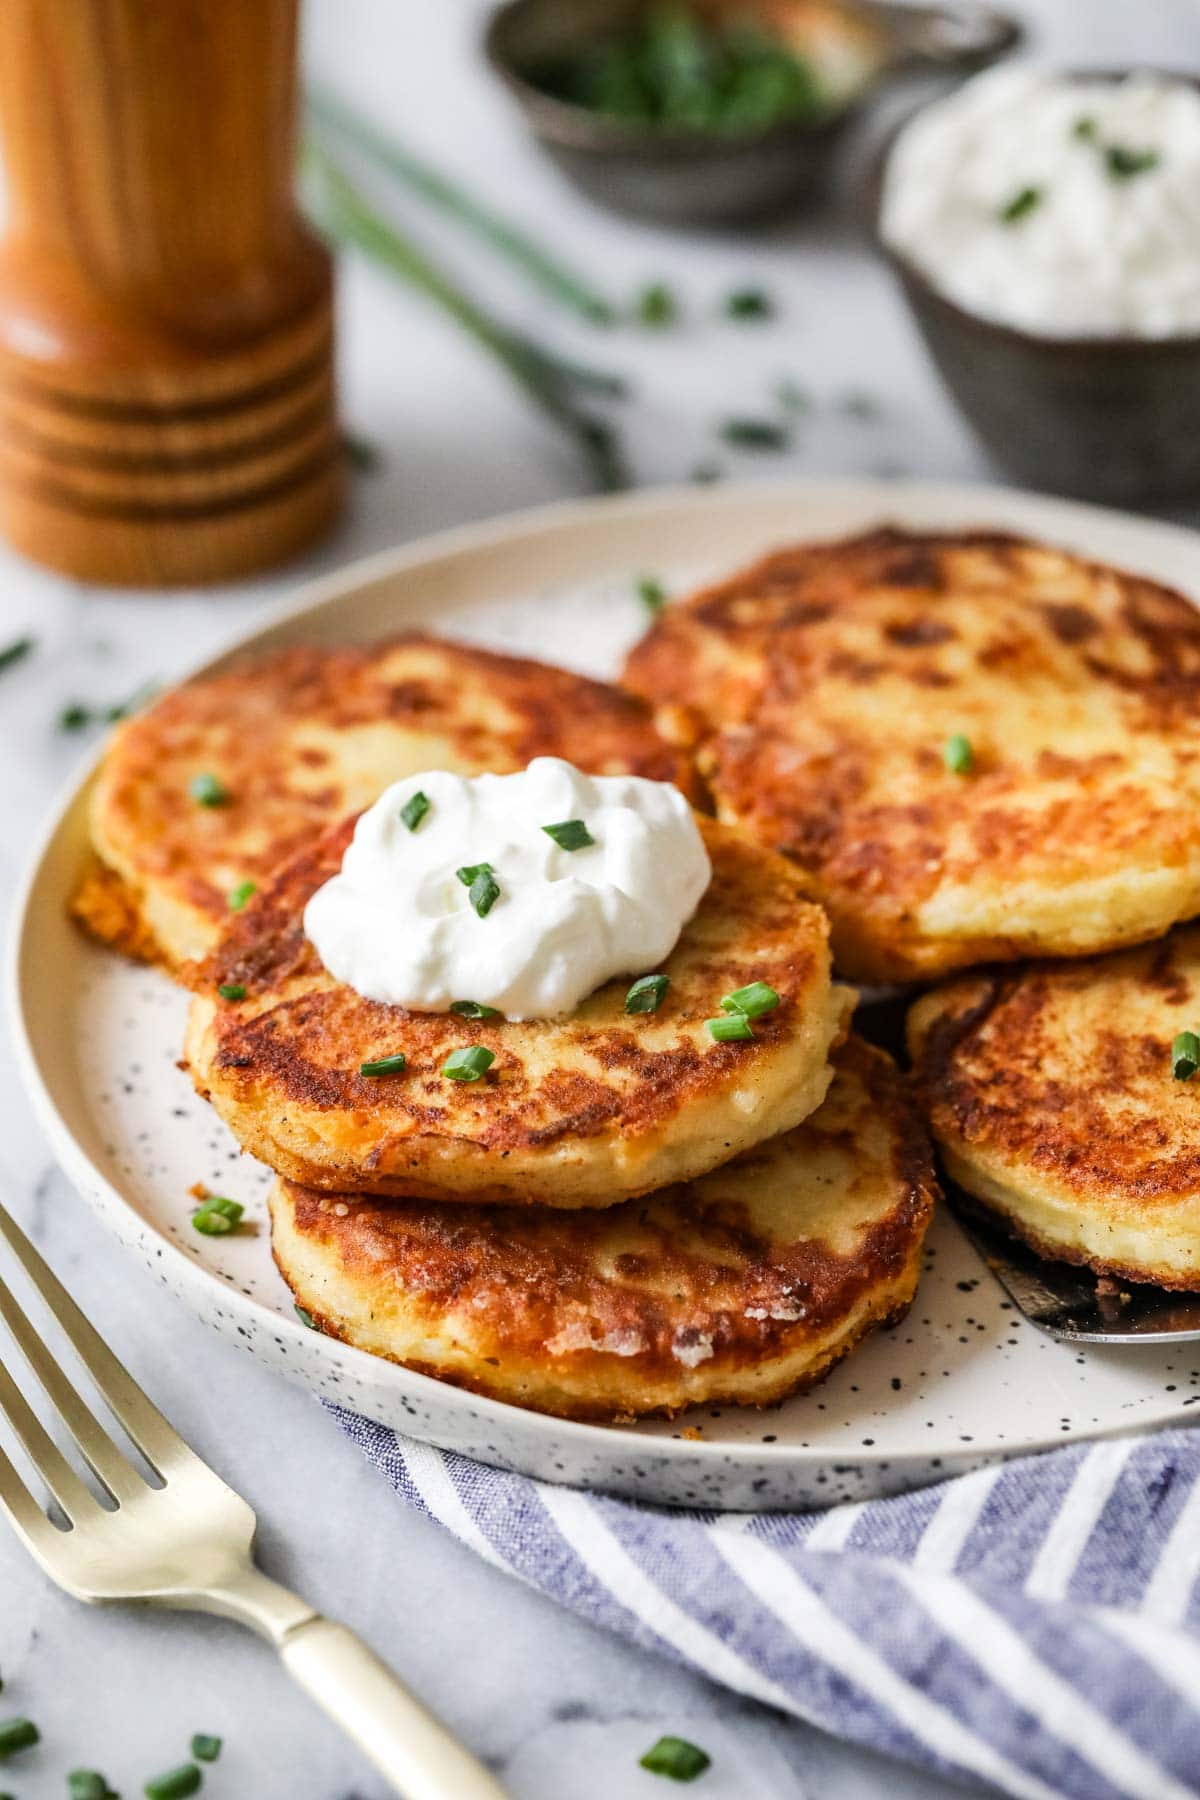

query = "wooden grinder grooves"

[{"left": 0, "top": 0, "right": 343, "bottom": 585}]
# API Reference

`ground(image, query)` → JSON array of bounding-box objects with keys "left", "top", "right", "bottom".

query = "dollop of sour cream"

[
  {"left": 304, "top": 758, "right": 711, "bottom": 1020},
  {"left": 880, "top": 68, "right": 1200, "bottom": 338}
]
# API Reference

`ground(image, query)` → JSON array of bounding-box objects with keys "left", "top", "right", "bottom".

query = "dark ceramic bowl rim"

[
  {"left": 869, "top": 68, "right": 1200, "bottom": 358},
  {"left": 484, "top": 0, "right": 870, "bottom": 159}
]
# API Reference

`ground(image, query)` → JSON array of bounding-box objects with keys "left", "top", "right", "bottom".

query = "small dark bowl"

[
  {"left": 485, "top": 0, "right": 1021, "bottom": 226},
  {"left": 871, "top": 82, "right": 1200, "bottom": 506}
]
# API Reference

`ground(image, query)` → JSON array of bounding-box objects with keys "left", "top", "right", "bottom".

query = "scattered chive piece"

[
  {"left": 228, "top": 880, "right": 256, "bottom": 912},
  {"left": 58, "top": 702, "right": 93, "bottom": 731},
  {"left": 443, "top": 1045, "right": 495, "bottom": 1082},
  {"left": 0, "top": 636, "right": 34, "bottom": 675},
  {"left": 191, "top": 1196, "right": 244, "bottom": 1237},
  {"left": 838, "top": 387, "right": 882, "bottom": 421},
  {"left": 637, "top": 575, "right": 667, "bottom": 615},
  {"left": 0, "top": 1718, "right": 39, "bottom": 1758},
  {"left": 707, "top": 1013, "right": 754, "bottom": 1043},
  {"left": 1073, "top": 115, "right": 1097, "bottom": 140},
  {"left": 217, "top": 983, "right": 246, "bottom": 1002},
  {"left": 689, "top": 462, "right": 723, "bottom": 484},
  {"left": 542, "top": 818, "right": 595, "bottom": 851},
  {"left": 943, "top": 733, "right": 973, "bottom": 775},
  {"left": 626, "top": 973, "right": 669, "bottom": 1014},
  {"left": 295, "top": 1304, "right": 316, "bottom": 1329},
  {"left": 343, "top": 431, "right": 384, "bottom": 473},
  {"left": 189, "top": 772, "right": 228, "bottom": 808},
  {"left": 999, "top": 185, "right": 1043, "bottom": 224},
  {"left": 143, "top": 1764, "right": 201, "bottom": 1799},
  {"left": 775, "top": 377, "right": 812, "bottom": 414},
  {"left": 456, "top": 862, "right": 501, "bottom": 917},
  {"left": 359, "top": 1052, "right": 408, "bottom": 1077},
  {"left": 725, "top": 287, "right": 772, "bottom": 321},
  {"left": 450, "top": 1000, "right": 502, "bottom": 1020},
  {"left": 1105, "top": 143, "right": 1159, "bottom": 180},
  {"left": 400, "top": 789, "right": 431, "bottom": 832},
  {"left": 1172, "top": 1031, "right": 1200, "bottom": 1081},
  {"left": 190, "top": 1736, "right": 221, "bottom": 1764},
  {"left": 718, "top": 418, "right": 789, "bottom": 452},
  {"left": 69, "top": 1773, "right": 115, "bottom": 1800},
  {"left": 720, "top": 981, "right": 779, "bottom": 1019},
  {"left": 639, "top": 1735, "right": 711, "bottom": 1781},
  {"left": 636, "top": 281, "right": 678, "bottom": 327}
]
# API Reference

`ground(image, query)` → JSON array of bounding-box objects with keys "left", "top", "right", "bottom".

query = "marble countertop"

[{"left": 0, "top": 1, "right": 1195, "bottom": 1795}]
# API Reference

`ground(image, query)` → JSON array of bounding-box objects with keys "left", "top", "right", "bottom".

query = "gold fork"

[{"left": 0, "top": 1199, "right": 506, "bottom": 1799}]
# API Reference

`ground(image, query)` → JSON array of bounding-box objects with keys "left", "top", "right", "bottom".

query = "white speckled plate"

[{"left": 12, "top": 479, "right": 1200, "bottom": 1510}]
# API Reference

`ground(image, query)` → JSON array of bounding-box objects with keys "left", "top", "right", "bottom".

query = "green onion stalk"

[{"left": 301, "top": 138, "right": 628, "bottom": 492}]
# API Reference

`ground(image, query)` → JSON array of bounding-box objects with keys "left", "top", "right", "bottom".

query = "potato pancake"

[
  {"left": 79, "top": 634, "right": 701, "bottom": 969},
  {"left": 624, "top": 527, "right": 1200, "bottom": 984},
  {"left": 270, "top": 1038, "right": 936, "bottom": 1421},
  {"left": 185, "top": 813, "right": 852, "bottom": 1209},
  {"left": 909, "top": 927, "right": 1200, "bottom": 1290}
]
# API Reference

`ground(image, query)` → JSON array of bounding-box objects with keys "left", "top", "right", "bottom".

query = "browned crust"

[
  {"left": 185, "top": 812, "right": 844, "bottom": 1205},
  {"left": 623, "top": 526, "right": 1200, "bottom": 983},
  {"left": 69, "top": 857, "right": 164, "bottom": 966},
  {"left": 87, "top": 632, "right": 706, "bottom": 968},
  {"left": 271, "top": 1038, "right": 937, "bottom": 1420}
]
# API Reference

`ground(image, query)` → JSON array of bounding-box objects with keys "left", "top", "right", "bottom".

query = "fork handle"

[{"left": 280, "top": 1616, "right": 507, "bottom": 1799}]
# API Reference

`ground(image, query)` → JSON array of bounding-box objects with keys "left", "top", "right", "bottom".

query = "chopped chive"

[
  {"left": 720, "top": 981, "right": 779, "bottom": 1018},
  {"left": 775, "top": 377, "right": 812, "bottom": 414},
  {"left": 1173, "top": 1031, "right": 1200, "bottom": 1081},
  {"left": 999, "top": 185, "right": 1042, "bottom": 223},
  {"left": 1073, "top": 115, "right": 1097, "bottom": 140},
  {"left": 636, "top": 281, "right": 678, "bottom": 327},
  {"left": 542, "top": 818, "right": 595, "bottom": 851},
  {"left": 626, "top": 973, "right": 669, "bottom": 1014},
  {"left": 69, "top": 1773, "right": 116, "bottom": 1800},
  {"left": 217, "top": 983, "right": 246, "bottom": 1002},
  {"left": 725, "top": 287, "right": 772, "bottom": 321},
  {"left": 189, "top": 772, "right": 228, "bottom": 808},
  {"left": 191, "top": 1196, "right": 244, "bottom": 1236},
  {"left": 190, "top": 1736, "right": 221, "bottom": 1764},
  {"left": 943, "top": 733, "right": 973, "bottom": 775},
  {"left": 637, "top": 575, "right": 667, "bottom": 616},
  {"left": 707, "top": 1013, "right": 754, "bottom": 1042},
  {"left": 294, "top": 1304, "right": 316, "bottom": 1329},
  {"left": 717, "top": 418, "right": 789, "bottom": 452},
  {"left": 58, "top": 702, "right": 93, "bottom": 731},
  {"left": 143, "top": 1765, "right": 201, "bottom": 1799},
  {"left": 443, "top": 1045, "right": 495, "bottom": 1082},
  {"left": 0, "top": 636, "right": 34, "bottom": 675},
  {"left": 343, "top": 431, "right": 384, "bottom": 473},
  {"left": 1105, "top": 143, "right": 1159, "bottom": 180},
  {"left": 456, "top": 862, "right": 501, "bottom": 917},
  {"left": 228, "top": 880, "right": 256, "bottom": 912},
  {"left": 639, "top": 1735, "right": 711, "bottom": 1781},
  {"left": 359, "top": 1052, "right": 408, "bottom": 1077},
  {"left": 400, "top": 789, "right": 430, "bottom": 832},
  {"left": 838, "top": 387, "right": 882, "bottom": 421},
  {"left": 450, "top": 1000, "right": 502, "bottom": 1020},
  {"left": 0, "top": 1718, "right": 38, "bottom": 1758},
  {"left": 689, "top": 462, "right": 723, "bottom": 484}
]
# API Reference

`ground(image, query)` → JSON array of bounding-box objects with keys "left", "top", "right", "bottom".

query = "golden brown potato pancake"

[
  {"left": 909, "top": 927, "right": 1200, "bottom": 1290},
  {"left": 270, "top": 1037, "right": 936, "bottom": 1421},
  {"left": 624, "top": 527, "right": 1200, "bottom": 984},
  {"left": 185, "top": 813, "right": 852, "bottom": 1209},
  {"left": 83, "top": 634, "right": 701, "bottom": 969}
]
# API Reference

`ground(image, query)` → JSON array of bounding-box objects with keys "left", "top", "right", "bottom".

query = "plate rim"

[{"left": 11, "top": 472, "right": 1200, "bottom": 1478}]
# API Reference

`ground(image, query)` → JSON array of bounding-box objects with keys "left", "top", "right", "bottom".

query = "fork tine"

[
  {"left": 0, "top": 1347, "right": 96, "bottom": 1520},
  {"left": 0, "top": 1269, "right": 146, "bottom": 1506},
  {"left": 0, "top": 1203, "right": 191, "bottom": 1480},
  {"left": 0, "top": 1436, "right": 60, "bottom": 1558}
]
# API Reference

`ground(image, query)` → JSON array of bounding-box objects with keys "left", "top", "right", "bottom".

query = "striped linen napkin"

[{"left": 330, "top": 1408, "right": 1200, "bottom": 1800}]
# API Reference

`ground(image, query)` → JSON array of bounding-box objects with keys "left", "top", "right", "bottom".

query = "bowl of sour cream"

[{"left": 875, "top": 65, "right": 1200, "bottom": 503}]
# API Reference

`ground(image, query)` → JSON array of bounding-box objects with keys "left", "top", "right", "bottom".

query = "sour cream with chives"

[
  {"left": 304, "top": 758, "right": 711, "bottom": 1021},
  {"left": 880, "top": 68, "right": 1200, "bottom": 339}
]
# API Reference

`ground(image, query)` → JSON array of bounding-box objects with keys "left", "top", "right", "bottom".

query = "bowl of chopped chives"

[{"left": 485, "top": 0, "right": 1020, "bottom": 225}]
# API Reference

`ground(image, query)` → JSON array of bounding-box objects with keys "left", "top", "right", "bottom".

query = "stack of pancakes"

[
  {"left": 75, "top": 630, "right": 936, "bottom": 1421},
  {"left": 625, "top": 527, "right": 1200, "bottom": 1296}
]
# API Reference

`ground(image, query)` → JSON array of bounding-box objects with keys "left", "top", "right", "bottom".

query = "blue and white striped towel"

[{"left": 331, "top": 1410, "right": 1200, "bottom": 1800}]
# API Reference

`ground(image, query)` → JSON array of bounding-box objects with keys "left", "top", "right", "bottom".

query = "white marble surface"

[{"left": 0, "top": 1, "right": 1195, "bottom": 1795}]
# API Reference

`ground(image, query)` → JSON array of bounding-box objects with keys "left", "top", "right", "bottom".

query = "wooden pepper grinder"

[{"left": 0, "top": 0, "right": 343, "bottom": 585}]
